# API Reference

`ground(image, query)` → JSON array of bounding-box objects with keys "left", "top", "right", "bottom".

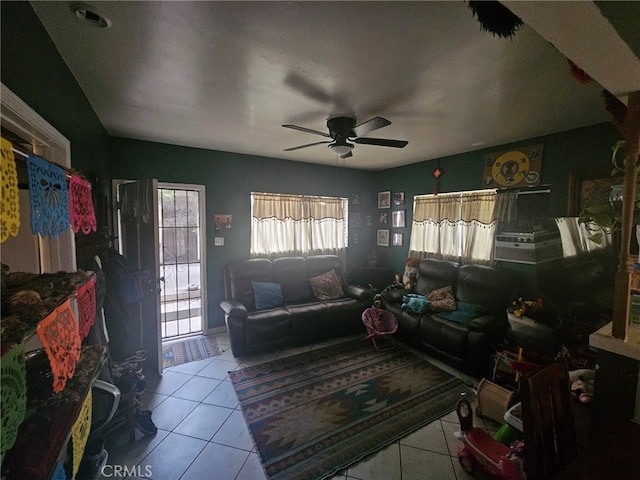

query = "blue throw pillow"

[
  {"left": 435, "top": 301, "right": 488, "bottom": 324},
  {"left": 402, "top": 294, "right": 430, "bottom": 314},
  {"left": 252, "top": 281, "right": 283, "bottom": 310}
]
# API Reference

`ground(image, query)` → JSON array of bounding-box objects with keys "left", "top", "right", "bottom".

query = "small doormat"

[
  {"left": 162, "top": 335, "right": 222, "bottom": 368},
  {"left": 229, "top": 339, "right": 465, "bottom": 480}
]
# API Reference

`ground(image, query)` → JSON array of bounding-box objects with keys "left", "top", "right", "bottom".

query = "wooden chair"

[{"left": 519, "top": 361, "right": 578, "bottom": 480}]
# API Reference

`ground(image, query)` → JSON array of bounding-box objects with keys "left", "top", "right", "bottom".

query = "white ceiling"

[{"left": 30, "top": 1, "right": 638, "bottom": 171}]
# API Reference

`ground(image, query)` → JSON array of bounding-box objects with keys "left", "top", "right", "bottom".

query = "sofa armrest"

[
  {"left": 220, "top": 299, "right": 248, "bottom": 319},
  {"left": 343, "top": 284, "right": 375, "bottom": 302},
  {"left": 381, "top": 288, "right": 406, "bottom": 304},
  {"left": 467, "top": 314, "right": 507, "bottom": 334}
]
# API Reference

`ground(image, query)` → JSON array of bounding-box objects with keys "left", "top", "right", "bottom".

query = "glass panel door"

[{"left": 158, "top": 184, "right": 206, "bottom": 340}]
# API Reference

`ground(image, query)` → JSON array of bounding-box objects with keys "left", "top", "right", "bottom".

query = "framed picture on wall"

[
  {"left": 392, "top": 233, "right": 403, "bottom": 247},
  {"left": 365, "top": 213, "right": 374, "bottom": 227},
  {"left": 378, "top": 211, "right": 388, "bottom": 225},
  {"left": 394, "top": 191, "right": 405, "bottom": 205},
  {"left": 376, "top": 229, "right": 390, "bottom": 247},
  {"left": 567, "top": 168, "right": 619, "bottom": 216},
  {"left": 214, "top": 214, "right": 233, "bottom": 230},
  {"left": 378, "top": 190, "right": 391, "bottom": 209},
  {"left": 351, "top": 212, "right": 363, "bottom": 228},
  {"left": 392, "top": 210, "right": 406, "bottom": 228}
]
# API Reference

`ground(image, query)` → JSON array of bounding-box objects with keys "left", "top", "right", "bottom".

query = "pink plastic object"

[{"left": 361, "top": 308, "right": 398, "bottom": 352}]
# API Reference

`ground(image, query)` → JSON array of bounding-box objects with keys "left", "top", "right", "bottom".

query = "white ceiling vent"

[{"left": 70, "top": 3, "right": 111, "bottom": 28}]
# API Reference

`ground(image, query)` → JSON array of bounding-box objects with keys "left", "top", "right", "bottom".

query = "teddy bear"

[{"left": 402, "top": 257, "right": 420, "bottom": 290}]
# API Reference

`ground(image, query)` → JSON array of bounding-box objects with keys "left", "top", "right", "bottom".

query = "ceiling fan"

[{"left": 282, "top": 116, "right": 408, "bottom": 158}]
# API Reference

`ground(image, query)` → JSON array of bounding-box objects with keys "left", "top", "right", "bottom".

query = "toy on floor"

[
  {"left": 569, "top": 368, "right": 595, "bottom": 404},
  {"left": 454, "top": 397, "right": 524, "bottom": 479}
]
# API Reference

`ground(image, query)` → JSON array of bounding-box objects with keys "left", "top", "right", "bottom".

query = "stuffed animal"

[
  {"left": 403, "top": 257, "right": 420, "bottom": 290},
  {"left": 373, "top": 293, "right": 383, "bottom": 308},
  {"left": 402, "top": 293, "right": 430, "bottom": 314},
  {"left": 569, "top": 369, "right": 595, "bottom": 404}
]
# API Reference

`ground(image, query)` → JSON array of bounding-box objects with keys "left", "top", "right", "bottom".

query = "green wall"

[
  {"left": 1, "top": 2, "right": 110, "bottom": 183},
  {"left": 109, "top": 138, "right": 376, "bottom": 328},
  {"left": 1, "top": 1, "right": 624, "bottom": 330},
  {"left": 376, "top": 122, "right": 621, "bottom": 271}
]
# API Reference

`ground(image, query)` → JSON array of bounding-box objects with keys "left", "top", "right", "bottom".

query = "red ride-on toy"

[{"left": 454, "top": 398, "right": 523, "bottom": 480}]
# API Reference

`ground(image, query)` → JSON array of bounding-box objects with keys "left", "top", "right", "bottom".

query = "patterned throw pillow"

[
  {"left": 309, "top": 269, "right": 344, "bottom": 300},
  {"left": 426, "top": 285, "right": 457, "bottom": 312}
]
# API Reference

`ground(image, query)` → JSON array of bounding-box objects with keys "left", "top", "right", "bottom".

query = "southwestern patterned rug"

[{"left": 229, "top": 339, "right": 465, "bottom": 480}]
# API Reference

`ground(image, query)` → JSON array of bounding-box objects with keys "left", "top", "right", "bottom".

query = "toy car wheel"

[{"left": 457, "top": 448, "right": 476, "bottom": 475}]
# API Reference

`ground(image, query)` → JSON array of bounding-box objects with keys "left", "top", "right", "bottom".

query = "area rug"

[
  {"left": 162, "top": 335, "right": 221, "bottom": 368},
  {"left": 229, "top": 339, "right": 465, "bottom": 480}
]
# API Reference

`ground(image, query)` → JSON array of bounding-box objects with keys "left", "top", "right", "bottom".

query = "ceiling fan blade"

[
  {"left": 350, "top": 116, "right": 391, "bottom": 137},
  {"left": 283, "top": 141, "right": 331, "bottom": 152},
  {"left": 354, "top": 137, "right": 408, "bottom": 148},
  {"left": 282, "top": 124, "right": 330, "bottom": 138}
]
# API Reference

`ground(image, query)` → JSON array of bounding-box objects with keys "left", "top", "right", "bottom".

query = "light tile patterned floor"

[{"left": 103, "top": 332, "right": 502, "bottom": 480}]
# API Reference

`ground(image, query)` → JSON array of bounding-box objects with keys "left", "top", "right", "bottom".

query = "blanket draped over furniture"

[
  {"left": 220, "top": 255, "right": 373, "bottom": 357},
  {"left": 229, "top": 339, "right": 465, "bottom": 480},
  {"left": 382, "top": 258, "right": 516, "bottom": 378}
]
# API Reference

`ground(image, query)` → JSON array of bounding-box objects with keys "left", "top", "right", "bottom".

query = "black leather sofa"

[
  {"left": 220, "top": 255, "right": 373, "bottom": 357},
  {"left": 381, "top": 258, "right": 516, "bottom": 378}
]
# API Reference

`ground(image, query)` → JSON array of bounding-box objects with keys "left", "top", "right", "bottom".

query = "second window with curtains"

[
  {"left": 408, "top": 189, "right": 499, "bottom": 264},
  {"left": 250, "top": 192, "right": 348, "bottom": 263}
]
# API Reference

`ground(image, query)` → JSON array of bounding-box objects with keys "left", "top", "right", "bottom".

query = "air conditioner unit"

[{"left": 494, "top": 230, "right": 562, "bottom": 264}]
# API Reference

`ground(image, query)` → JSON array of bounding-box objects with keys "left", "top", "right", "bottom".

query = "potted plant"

[{"left": 578, "top": 140, "right": 640, "bottom": 244}]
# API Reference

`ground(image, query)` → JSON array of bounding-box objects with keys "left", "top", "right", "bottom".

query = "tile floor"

[{"left": 103, "top": 332, "right": 502, "bottom": 480}]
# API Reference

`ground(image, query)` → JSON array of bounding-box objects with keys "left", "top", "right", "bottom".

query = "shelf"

[{"left": 2, "top": 344, "right": 106, "bottom": 480}]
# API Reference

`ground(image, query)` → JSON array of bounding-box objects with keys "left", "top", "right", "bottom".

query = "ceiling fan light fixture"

[{"left": 328, "top": 142, "right": 353, "bottom": 156}]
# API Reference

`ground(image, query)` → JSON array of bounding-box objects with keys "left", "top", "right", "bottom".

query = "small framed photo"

[
  {"left": 394, "top": 191, "right": 405, "bottom": 206},
  {"left": 376, "top": 229, "right": 390, "bottom": 247},
  {"left": 377, "top": 190, "right": 391, "bottom": 209},
  {"left": 392, "top": 233, "right": 404, "bottom": 247},
  {"left": 350, "top": 193, "right": 361, "bottom": 205},
  {"left": 392, "top": 210, "right": 406, "bottom": 228},
  {"left": 351, "top": 212, "right": 363, "bottom": 228},
  {"left": 378, "top": 211, "right": 388, "bottom": 225},
  {"left": 214, "top": 214, "right": 233, "bottom": 230},
  {"left": 365, "top": 213, "right": 373, "bottom": 227}
]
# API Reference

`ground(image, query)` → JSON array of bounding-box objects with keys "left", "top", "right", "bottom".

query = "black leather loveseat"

[
  {"left": 381, "top": 258, "right": 516, "bottom": 378},
  {"left": 220, "top": 255, "right": 373, "bottom": 357}
]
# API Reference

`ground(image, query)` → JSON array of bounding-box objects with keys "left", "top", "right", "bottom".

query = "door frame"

[{"left": 1, "top": 82, "right": 76, "bottom": 273}]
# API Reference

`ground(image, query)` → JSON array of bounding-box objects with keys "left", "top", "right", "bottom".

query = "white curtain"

[
  {"left": 555, "top": 217, "right": 612, "bottom": 257},
  {"left": 251, "top": 192, "right": 347, "bottom": 264},
  {"left": 409, "top": 189, "right": 497, "bottom": 264}
]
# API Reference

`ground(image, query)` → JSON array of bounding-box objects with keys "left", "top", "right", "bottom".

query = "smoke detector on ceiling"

[{"left": 70, "top": 3, "right": 112, "bottom": 28}]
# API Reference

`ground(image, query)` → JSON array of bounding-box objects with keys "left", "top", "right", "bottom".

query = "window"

[
  {"left": 555, "top": 217, "right": 611, "bottom": 257},
  {"left": 408, "top": 189, "right": 497, "bottom": 264},
  {"left": 251, "top": 192, "right": 348, "bottom": 262}
]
